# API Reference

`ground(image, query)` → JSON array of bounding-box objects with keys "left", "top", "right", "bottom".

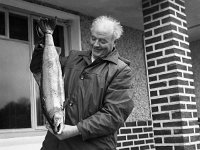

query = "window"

[
  {"left": 0, "top": 40, "right": 31, "bottom": 129},
  {"left": 0, "top": 10, "right": 66, "bottom": 130},
  {"left": 0, "top": 10, "right": 28, "bottom": 41},
  {"left": 9, "top": 13, "right": 28, "bottom": 41},
  {"left": 0, "top": 1, "right": 81, "bottom": 137},
  {"left": 53, "top": 25, "right": 65, "bottom": 56},
  {"left": 0, "top": 10, "right": 31, "bottom": 129},
  {"left": 0, "top": 11, "right": 5, "bottom": 36}
]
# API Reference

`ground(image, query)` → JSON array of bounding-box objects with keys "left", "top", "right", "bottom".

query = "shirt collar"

[{"left": 78, "top": 48, "right": 119, "bottom": 65}]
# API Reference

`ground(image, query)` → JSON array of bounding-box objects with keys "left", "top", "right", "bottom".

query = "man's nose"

[{"left": 93, "top": 40, "right": 100, "bottom": 47}]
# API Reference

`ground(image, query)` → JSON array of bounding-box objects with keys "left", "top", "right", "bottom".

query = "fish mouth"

[
  {"left": 53, "top": 122, "right": 63, "bottom": 134},
  {"left": 52, "top": 112, "right": 64, "bottom": 134},
  {"left": 57, "top": 123, "right": 61, "bottom": 131}
]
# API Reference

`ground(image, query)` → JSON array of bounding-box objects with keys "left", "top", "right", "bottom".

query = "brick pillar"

[{"left": 142, "top": 0, "right": 200, "bottom": 149}]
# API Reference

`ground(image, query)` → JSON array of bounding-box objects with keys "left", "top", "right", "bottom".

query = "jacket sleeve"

[
  {"left": 77, "top": 65, "right": 134, "bottom": 141},
  {"left": 30, "top": 43, "right": 44, "bottom": 74}
]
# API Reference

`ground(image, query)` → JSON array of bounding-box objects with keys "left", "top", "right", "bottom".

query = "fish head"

[{"left": 52, "top": 111, "right": 64, "bottom": 134}]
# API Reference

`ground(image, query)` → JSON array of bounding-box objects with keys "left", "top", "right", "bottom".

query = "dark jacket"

[{"left": 30, "top": 46, "right": 134, "bottom": 150}]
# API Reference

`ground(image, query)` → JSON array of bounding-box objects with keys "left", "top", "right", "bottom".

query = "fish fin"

[
  {"left": 35, "top": 24, "right": 44, "bottom": 38},
  {"left": 33, "top": 73, "right": 41, "bottom": 86},
  {"left": 34, "top": 72, "right": 53, "bottom": 129},
  {"left": 40, "top": 97, "right": 55, "bottom": 131}
]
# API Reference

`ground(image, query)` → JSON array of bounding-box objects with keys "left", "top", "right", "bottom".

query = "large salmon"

[{"left": 36, "top": 17, "right": 65, "bottom": 134}]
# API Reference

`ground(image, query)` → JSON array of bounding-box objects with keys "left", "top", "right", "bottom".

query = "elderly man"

[{"left": 30, "top": 15, "right": 134, "bottom": 150}]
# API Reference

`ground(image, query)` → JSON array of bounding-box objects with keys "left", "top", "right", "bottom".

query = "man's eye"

[
  {"left": 91, "top": 36, "right": 96, "bottom": 41},
  {"left": 99, "top": 39, "right": 107, "bottom": 44}
]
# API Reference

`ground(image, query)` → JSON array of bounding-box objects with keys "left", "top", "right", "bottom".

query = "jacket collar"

[
  {"left": 78, "top": 48, "right": 119, "bottom": 65},
  {"left": 102, "top": 48, "right": 118, "bottom": 65}
]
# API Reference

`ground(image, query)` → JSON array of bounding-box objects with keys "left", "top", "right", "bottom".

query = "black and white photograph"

[{"left": 0, "top": 0, "right": 200, "bottom": 150}]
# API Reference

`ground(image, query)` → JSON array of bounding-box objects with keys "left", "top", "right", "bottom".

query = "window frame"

[
  {"left": 0, "top": 8, "right": 30, "bottom": 44},
  {"left": 9, "top": 11, "right": 29, "bottom": 41}
]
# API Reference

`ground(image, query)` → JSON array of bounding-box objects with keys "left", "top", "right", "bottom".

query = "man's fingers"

[{"left": 57, "top": 123, "right": 65, "bottom": 134}]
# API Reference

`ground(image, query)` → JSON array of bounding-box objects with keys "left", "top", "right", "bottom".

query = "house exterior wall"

[{"left": 190, "top": 40, "right": 200, "bottom": 118}]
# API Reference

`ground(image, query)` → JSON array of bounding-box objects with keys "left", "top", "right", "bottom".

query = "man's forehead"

[{"left": 92, "top": 23, "right": 113, "bottom": 36}]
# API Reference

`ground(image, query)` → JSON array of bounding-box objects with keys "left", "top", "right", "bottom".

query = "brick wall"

[
  {"left": 142, "top": 0, "right": 200, "bottom": 149},
  {"left": 117, "top": 121, "right": 155, "bottom": 150}
]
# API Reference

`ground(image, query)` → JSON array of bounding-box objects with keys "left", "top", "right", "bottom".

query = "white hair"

[{"left": 90, "top": 16, "right": 123, "bottom": 40}]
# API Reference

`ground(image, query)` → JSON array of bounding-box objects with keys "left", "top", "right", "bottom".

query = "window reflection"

[
  {"left": 0, "top": 98, "right": 31, "bottom": 129},
  {"left": 0, "top": 40, "right": 31, "bottom": 129}
]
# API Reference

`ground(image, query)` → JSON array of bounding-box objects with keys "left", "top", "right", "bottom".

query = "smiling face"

[{"left": 90, "top": 24, "right": 115, "bottom": 59}]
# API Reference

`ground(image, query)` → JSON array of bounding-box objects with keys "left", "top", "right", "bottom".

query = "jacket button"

[
  {"left": 80, "top": 75, "right": 84, "bottom": 80},
  {"left": 69, "top": 101, "right": 73, "bottom": 106}
]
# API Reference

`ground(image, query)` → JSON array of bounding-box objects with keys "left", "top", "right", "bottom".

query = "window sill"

[
  {"left": 0, "top": 128, "right": 47, "bottom": 139},
  {"left": 0, "top": 134, "right": 45, "bottom": 149}
]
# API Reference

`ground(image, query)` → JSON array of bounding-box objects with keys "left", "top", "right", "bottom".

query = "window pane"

[
  {"left": 53, "top": 25, "right": 65, "bottom": 56},
  {"left": 0, "top": 11, "right": 5, "bottom": 35},
  {"left": 9, "top": 13, "right": 28, "bottom": 41},
  {"left": 0, "top": 40, "right": 31, "bottom": 129},
  {"left": 33, "top": 19, "right": 65, "bottom": 126}
]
